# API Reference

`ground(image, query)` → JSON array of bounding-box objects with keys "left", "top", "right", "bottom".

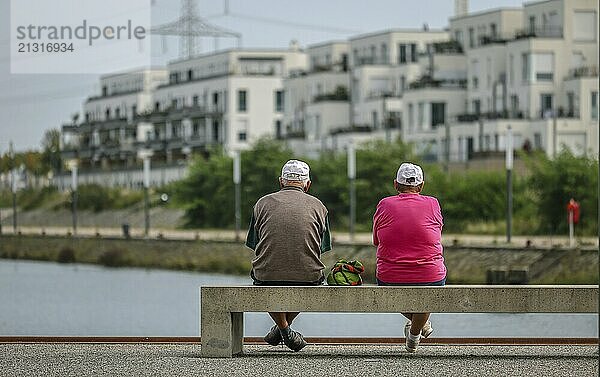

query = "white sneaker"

[
  {"left": 405, "top": 333, "right": 420, "bottom": 352},
  {"left": 404, "top": 320, "right": 434, "bottom": 338}
]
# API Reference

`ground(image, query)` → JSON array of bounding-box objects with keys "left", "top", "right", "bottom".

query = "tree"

[
  {"left": 41, "top": 128, "right": 62, "bottom": 175},
  {"left": 527, "top": 151, "right": 598, "bottom": 235}
]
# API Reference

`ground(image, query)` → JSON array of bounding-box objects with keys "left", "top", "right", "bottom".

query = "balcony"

[
  {"left": 329, "top": 124, "right": 373, "bottom": 135},
  {"left": 313, "top": 86, "right": 349, "bottom": 102},
  {"left": 284, "top": 130, "right": 306, "bottom": 139},
  {"left": 455, "top": 111, "right": 524, "bottom": 122},
  {"left": 478, "top": 33, "right": 512, "bottom": 46},
  {"left": 567, "top": 65, "right": 598, "bottom": 79},
  {"left": 515, "top": 26, "right": 563, "bottom": 39},
  {"left": 431, "top": 40, "right": 463, "bottom": 54},
  {"left": 409, "top": 76, "right": 467, "bottom": 90}
]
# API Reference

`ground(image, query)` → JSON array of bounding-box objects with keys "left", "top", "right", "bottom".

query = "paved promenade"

[
  {"left": 2, "top": 225, "right": 598, "bottom": 248},
  {"left": 1, "top": 343, "right": 597, "bottom": 377}
]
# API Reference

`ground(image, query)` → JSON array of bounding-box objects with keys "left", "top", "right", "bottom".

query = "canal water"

[{"left": 1, "top": 260, "right": 597, "bottom": 337}]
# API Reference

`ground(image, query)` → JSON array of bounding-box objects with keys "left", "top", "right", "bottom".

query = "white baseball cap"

[
  {"left": 281, "top": 160, "right": 310, "bottom": 181},
  {"left": 396, "top": 162, "right": 424, "bottom": 186}
]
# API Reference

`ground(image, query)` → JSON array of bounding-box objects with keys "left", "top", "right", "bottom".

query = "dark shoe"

[
  {"left": 281, "top": 328, "right": 307, "bottom": 352},
  {"left": 264, "top": 325, "right": 282, "bottom": 346}
]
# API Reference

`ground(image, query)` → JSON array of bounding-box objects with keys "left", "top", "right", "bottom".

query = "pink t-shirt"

[{"left": 373, "top": 193, "right": 446, "bottom": 283}]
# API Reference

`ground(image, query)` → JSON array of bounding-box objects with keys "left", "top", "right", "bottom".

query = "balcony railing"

[
  {"left": 409, "top": 76, "right": 467, "bottom": 90},
  {"left": 329, "top": 124, "right": 373, "bottom": 135},
  {"left": 478, "top": 33, "right": 512, "bottom": 46},
  {"left": 455, "top": 111, "right": 523, "bottom": 122},
  {"left": 313, "top": 86, "right": 349, "bottom": 102},
  {"left": 567, "top": 65, "right": 598, "bottom": 79},
  {"left": 431, "top": 40, "right": 463, "bottom": 54},
  {"left": 515, "top": 26, "right": 563, "bottom": 39}
]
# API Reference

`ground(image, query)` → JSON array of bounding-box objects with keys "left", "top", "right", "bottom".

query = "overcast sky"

[{"left": 0, "top": 0, "right": 525, "bottom": 154}]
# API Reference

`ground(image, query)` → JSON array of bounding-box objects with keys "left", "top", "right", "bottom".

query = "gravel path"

[{"left": 1, "top": 343, "right": 597, "bottom": 377}]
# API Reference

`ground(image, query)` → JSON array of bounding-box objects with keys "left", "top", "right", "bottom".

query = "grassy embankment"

[{"left": 0, "top": 235, "right": 597, "bottom": 284}]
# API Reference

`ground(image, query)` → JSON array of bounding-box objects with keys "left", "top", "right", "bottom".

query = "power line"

[{"left": 227, "top": 11, "right": 362, "bottom": 34}]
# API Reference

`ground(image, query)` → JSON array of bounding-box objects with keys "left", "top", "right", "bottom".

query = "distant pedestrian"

[
  {"left": 372, "top": 162, "right": 446, "bottom": 352},
  {"left": 246, "top": 159, "right": 332, "bottom": 352}
]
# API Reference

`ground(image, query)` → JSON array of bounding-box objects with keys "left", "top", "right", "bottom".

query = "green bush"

[
  {"left": 98, "top": 248, "right": 129, "bottom": 267},
  {"left": 57, "top": 246, "right": 76, "bottom": 263}
]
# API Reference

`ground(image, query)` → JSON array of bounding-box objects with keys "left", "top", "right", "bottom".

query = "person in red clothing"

[{"left": 372, "top": 162, "right": 446, "bottom": 353}]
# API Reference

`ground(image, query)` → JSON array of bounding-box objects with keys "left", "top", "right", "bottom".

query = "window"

[
  {"left": 192, "top": 95, "right": 199, "bottom": 107},
  {"left": 469, "top": 28, "right": 475, "bottom": 48},
  {"left": 212, "top": 120, "right": 220, "bottom": 142},
  {"left": 187, "top": 69, "right": 193, "bottom": 81},
  {"left": 408, "top": 103, "right": 414, "bottom": 131},
  {"left": 398, "top": 44, "right": 407, "bottom": 63},
  {"left": 540, "top": 93, "right": 553, "bottom": 117},
  {"left": 567, "top": 92, "right": 575, "bottom": 116},
  {"left": 534, "top": 133, "right": 542, "bottom": 149},
  {"left": 529, "top": 16, "right": 536, "bottom": 34},
  {"left": 472, "top": 99, "right": 481, "bottom": 114},
  {"left": 238, "top": 132, "right": 247, "bottom": 141},
  {"left": 454, "top": 30, "right": 463, "bottom": 47},
  {"left": 275, "top": 90, "right": 284, "bottom": 112},
  {"left": 418, "top": 102, "right": 424, "bottom": 129},
  {"left": 486, "top": 58, "right": 491, "bottom": 88},
  {"left": 533, "top": 53, "right": 554, "bottom": 81},
  {"left": 410, "top": 43, "right": 417, "bottom": 62},
  {"left": 522, "top": 53, "right": 529, "bottom": 82},
  {"left": 381, "top": 43, "right": 388, "bottom": 64},
  {"left": 471, "top": 59, "right": 479, "bottom": 89},
  {"left": 102, "top": 86, "right": 108, "bottom": 96},
  {"left": 370, "top": 45, "right": 376, "bottom": 62},
  {"left": 372, "top": 111, "right": 378, "bottom": 129},
  {"left": 573, "top": 11, "right": 596, "bottom": 41},
  {"left": 592, "top": 91, "right": 598, "bottom": 120},
  {"left": 237, "top": 90, "right": 247, "bottom": 112},
  {"left": 509, "top": 54, "right": 514, "bottom": 85},
  {"left": 431, "top": 102, "right": 445, "bottom": 128},
  {"left": 490, "top": 23, "right": 497, "bottom": 38},
  {"left": 510, "top": 95, "right": 519, "bottom": 116},
  {"left": 275, "top": 120, "right": 282, "bottom": 139},
  {"left": 400, "top": 76, "right": 406, "bottom": 93}
]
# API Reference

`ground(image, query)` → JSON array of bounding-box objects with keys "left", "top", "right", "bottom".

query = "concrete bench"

[{"left": 200, "top": 285, "right": 598, "bottom": 357}]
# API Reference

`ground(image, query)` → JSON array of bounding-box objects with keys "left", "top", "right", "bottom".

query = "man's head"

[
  {"left": 394, "top": 162, "right": 424, "bottom": 193},
  {"left": 280, "top": 159, "right": 311, "bottom": 192}
]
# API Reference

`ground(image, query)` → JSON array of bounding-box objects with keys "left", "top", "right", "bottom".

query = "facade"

[
  {"left": 283, "top": 0, "right": 598, "bottom": 163},
  {"left": 60, "top": 0, "right": 599, "bottom": 187},
  {"left": 60, "top": 47, "right": 308, "bottom": 187}
]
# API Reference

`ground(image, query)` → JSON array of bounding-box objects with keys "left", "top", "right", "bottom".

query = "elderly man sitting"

[{"left": 245, "top": 159, "right": 332, "bottom": 351}]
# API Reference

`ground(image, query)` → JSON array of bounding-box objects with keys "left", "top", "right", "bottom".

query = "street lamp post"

[
  {"left": 347, "top": 142, "right": 356, "bottom": 243},
  {"left": 138, "top": 149, "right": 154, "bottom": 237},
  {"left": 9, "top": 141, "right": 17, "bottom": 234},
  {"left": 67, "top": 160, "right": 78, "bottom": 236},
  {"left": 505, "top": 126, "right": 514, "bottom": 244},
  {"left": 233, "top": 150, "right": 241, "bottom": 242}
]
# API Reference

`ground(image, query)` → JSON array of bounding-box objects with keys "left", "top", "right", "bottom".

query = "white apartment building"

[
  {"left": 60, "top": 46, "right": 308, "bottom": 187},
  {"left": 59, "top": 0, "right": 598, "bottom": 188},
  {"left": 283, "top": 0, "right": 598, "bottom": 163},
  {"left": 441, "top": 0, "right": 599, "bottom": 161},
  {"left": 284, "top": 41, "right": 350, "bottom": 156}
]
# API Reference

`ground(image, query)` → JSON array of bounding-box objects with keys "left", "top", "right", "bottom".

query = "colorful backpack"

[{"left": 326, "top": 259, "right": 365, "bottom": 286}]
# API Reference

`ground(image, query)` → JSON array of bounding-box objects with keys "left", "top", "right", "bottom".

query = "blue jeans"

[{"left": 376, "top": 277, "right": 446, "bottom": 286}]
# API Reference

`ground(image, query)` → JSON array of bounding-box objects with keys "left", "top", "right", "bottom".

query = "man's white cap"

[
  {"left": 396, "top": 162, "right": 424, "bottom": 186},
  {"left": 281, "top": 159, "right": 310, "bottom": 181}
]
